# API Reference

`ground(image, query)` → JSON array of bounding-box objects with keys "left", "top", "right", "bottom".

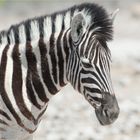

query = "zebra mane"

[{"left": 0, "top": 3, "right": 113, "bottom": 46}]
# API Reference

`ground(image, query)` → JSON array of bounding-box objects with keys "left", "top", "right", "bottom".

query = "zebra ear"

[
  {"left": 71, "top": 13, "right": 86, "bottom": 43},
  {"left": 110, "top": 9, "right": 119, "bottom": 22}
]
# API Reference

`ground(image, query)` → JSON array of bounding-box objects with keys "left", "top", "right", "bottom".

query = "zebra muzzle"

[{"left": 95, "top": 94, "right": 120, "bottom": 125}]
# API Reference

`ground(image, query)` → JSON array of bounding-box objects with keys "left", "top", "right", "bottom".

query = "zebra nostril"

[
  {"left": 110, "top": 111, "right": 119, "bottom": 120},
  {"left": 104, "top": 109, "right": 116, "bottom": 119}
]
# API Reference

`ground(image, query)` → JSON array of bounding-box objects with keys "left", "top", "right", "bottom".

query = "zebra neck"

[
  {"left": 36, "top": 20, "right": 71, "bottom": 95},
  {"left": 41, "top": 11, "right": 89, "bottom": 94},
  {"left": 0, "top": 9, "right": 91, "bottom": 96}
]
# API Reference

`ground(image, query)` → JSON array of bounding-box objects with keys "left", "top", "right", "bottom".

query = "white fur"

[
  {"left": 19, "top": 25, "right": 26, "bottom": 44},
  {"left": 73, "top": 10, "right": 91, "bottom": 32},
  {"left": 55, "top": 14, "right": 63, "bottom": 87},
  {"left": 6, "top": 44, "right": 34, "bottom": 127},
  {"left": 0, "top": 96, "right": 15, "bottom": 125},
  {"left": 18, "top": 43, "right": 33, "bottom": 112},
  {"left": 0, "top": 37, "right": 7, "bottom": 64},
  {"left": 0, "top": 34, "right": 7, "bottom": 44},
  {"left": 81, "top": 9, "right": 91, "bottom": 27},
  {"left": 82, "top": 73, "right": 103, "bottom": 90},
  {"left": 9, "top": 30, "right": 15, "bottom": 44},
  {"left": 4, "top": 44, "right": 18, "bottom": 116},
  {"left": 55, "top": 14, "right": 63, "bottom": 35},
  {"left": 43, "top": 16, "right": 61, "bottom": 91},
  {"left": 31, "top": 40, "right": 53, "bottom": 100},
  {"left": 30, "top": 21, "right": 40, "bottom": 41},
  {"left": 64, "top": 11, "right": 71, "bottom": 29},
  {"left": 43, "top": 17, "right": 52, "bottom": 42},
  {"left": 60, "top": 30, "right": 69, "bottom": 84}
]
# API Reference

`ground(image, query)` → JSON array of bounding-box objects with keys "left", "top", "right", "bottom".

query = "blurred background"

[{"left": 0, "top": 0, "right": 140, "bottom": 140}]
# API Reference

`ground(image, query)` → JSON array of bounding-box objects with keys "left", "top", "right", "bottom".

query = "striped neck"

[{"left": 0, "top": 4, "right": 98, "bottom": 96}]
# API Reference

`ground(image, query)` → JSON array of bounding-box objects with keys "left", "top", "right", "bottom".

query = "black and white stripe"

[{"left": 0, "top": 3, "right": 114, "bottom": 139}]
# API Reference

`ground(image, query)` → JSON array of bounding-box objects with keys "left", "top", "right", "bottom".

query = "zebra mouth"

[
  {"left": 84, "top": 91, "right": 102, "bottom": 109},
  {"left": 95, "top": 107, "right": 117, "bottom": 125}
]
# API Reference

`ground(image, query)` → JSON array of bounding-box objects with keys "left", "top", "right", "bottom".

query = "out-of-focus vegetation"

[{"left": 0, "top": 0, "right": 6, "bottom": 6}]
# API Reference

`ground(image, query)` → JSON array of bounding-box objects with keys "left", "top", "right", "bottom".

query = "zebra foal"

[{"left": 0, "top": 3, "right": 119, "bottom": 140}]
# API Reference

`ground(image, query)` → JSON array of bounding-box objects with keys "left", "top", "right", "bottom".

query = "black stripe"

[
  {"left": 63, "top": 30, "right": 70, "bottom": 63},
  {"left": 72, "top": 54, "right": 78, "bottom": 86},
  {"left": 24, "top": 20, "right": 31, "bottom": 42},
  {"left": 50, "top": 14, "right": 57, "bottom": 84},
  {"left": 87, "top": 93, "right": 102, "bottom": 102},
  {"left": 7, "top": 25, "right": 20, "bottom": 44},
  {"left": 26, "top": 72, "right": 42, "bottom": 110},
  {"left": 38, "top": 17, "right": 44, "bottom": 38},
  {"left": 51, "top": 14, "right": 56, "bottom": 33},
  {"left": 95, "top": 65, "right": 109, "bottom": 91},
  {"left": 82, "top": 69, "right": 106, "bottom": 89},
  {"left": 4, "top": 25, "right": 19, "bottom": 44},
  {"left": 85, "top": 39, "right": 94, "bottom": 58},
  {"left": 12, "top": 44, "right": 36, "bottom": 122},
  {"left": 14, "top": 26, "right": 20, "bottom": 44},
  {"left": 66, "top": 53, "right": 71, "bottom": 80},
  {"left": 77, "top": 71, "right": 81, "bottom": 93},
  {"left": 0, "top": 45, "right": 33, "bottom": 133},
  {"left": 84, "top": 87, "right": 101, "bottom": 94},
  {"left": 49, "top": 17, "right": 58, "bottom": 84},
  {"left": 7, "top": 33, "right": 10, "bottom": 44},
  {"left": 81, "top": 77, "right": 101, "bottom": 89},
  {"left": 99, "top": 53, "right": 110, "bottom": 91},
  {"left": 88, "top": 38, "right": 99, "bottom": 60},
  {"left": 62, "top": 15, "right": 65, "bottom": 30},
  {"left": 84, "top": 31, "right": 95, "bottom": 56},
  {"left": 79, "top": 32, "right": 90, "bottom": 56},
  {"left": 57, "top": 30, "right": 65, "bottom": 86},
  {"left": 93, "top": 43, "right": 99, "bottom": 65},
  {"left": 37, "top": 105, "right": 47, "bottom": 121},
  {"left": 0, "top": 109, "right": 11, "bottom": 121},
  {"left": 0, "top": 34, "right": 1, "bottom": 44},
  {"left": 49, "top": 35, "right": 57, "bottom": 84},
  {"left": 70, "top": 8, "right": 75, "bottom": 18},
  {"left": 69, "top": 53, "right": 74, "bottom": 82},
  {"left": 26, "top": 42, "right": 49, "bottom": 103},
  {"left": 0, "top": 119, "right": 8, "bottom": 126},
  {"left": 39, "top": 38, "right": 58, "bottom": 95},
  {"left": 73, "top": 60, "right": 80, "bottom": 89}
]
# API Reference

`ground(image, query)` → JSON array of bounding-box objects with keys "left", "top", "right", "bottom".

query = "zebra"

[{"left": 0, "top": 3, "right": 120, "bottom": 140}]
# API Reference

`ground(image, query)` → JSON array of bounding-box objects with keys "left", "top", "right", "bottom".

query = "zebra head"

[{"left": 68, "top": 9, "right": 119, "bottom": 125}]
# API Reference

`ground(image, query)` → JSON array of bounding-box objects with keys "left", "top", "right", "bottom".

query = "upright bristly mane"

[{"left": 0, "top": 3, "right": 113, "bottom": 45}]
